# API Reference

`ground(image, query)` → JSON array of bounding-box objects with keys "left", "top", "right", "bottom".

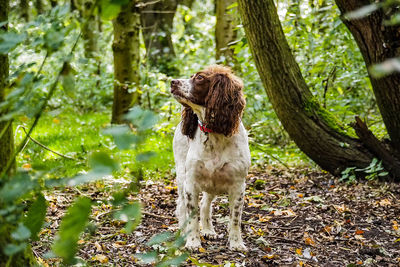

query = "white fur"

[{"left": 173, "top": 100, "right": 251, "bottom": 251}]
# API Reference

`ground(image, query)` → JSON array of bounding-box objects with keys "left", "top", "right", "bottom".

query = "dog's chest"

[{"left": 187, "top": 139, "right": 247, "bottom": 194}]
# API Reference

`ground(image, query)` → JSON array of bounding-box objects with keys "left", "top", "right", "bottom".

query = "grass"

[{"left": 14, "top": 108, "right": 176, "bottom": 181}]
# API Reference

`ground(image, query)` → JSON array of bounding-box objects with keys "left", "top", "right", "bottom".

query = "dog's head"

[{"left": 171, "top": 65, "right": 245, "bottom": 138}]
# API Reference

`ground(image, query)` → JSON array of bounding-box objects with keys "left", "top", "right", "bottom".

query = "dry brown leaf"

[{"left": 92, "top": 254, "right": 109, "bottom": 263}]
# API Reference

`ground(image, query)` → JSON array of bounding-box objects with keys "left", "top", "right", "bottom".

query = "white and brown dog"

[{"left": 171, "top": 65, "right": 250, "bottom": 251}]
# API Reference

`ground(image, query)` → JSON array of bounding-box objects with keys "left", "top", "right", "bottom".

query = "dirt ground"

[{"left": 33, "top": 167, "right": 400, "bottom": 266}]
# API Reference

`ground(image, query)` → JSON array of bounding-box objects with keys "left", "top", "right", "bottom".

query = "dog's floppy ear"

[
  {"left": 181, "top": 107, "right": 198, "bottom": 139},
  {"left": 204, "top": 73, "right": 245, "bottom": 136}
]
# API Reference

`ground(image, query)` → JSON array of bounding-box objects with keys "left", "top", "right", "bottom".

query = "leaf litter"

[{"left": 32, "top": 167, "right": 400, "bottom": 266}]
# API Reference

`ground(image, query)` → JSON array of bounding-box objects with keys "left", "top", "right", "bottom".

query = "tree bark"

[
  {"left": 35, "top": 0, "right": 43, "bottom": 14},
  {"left": 140, "top": 0, "right": 179, "bottom": 75},
  {"left": 335, "top": 0, "right": 400, "bottom": 154},
  {"left": 20, "top": 0, "right": 29, "bottom": 21},
  {"left": 215, "top": 0, "right": 238, "bottom": 66},
  {"left": 81, "top": 0, "right": 98, "bottom": 58},
  {"left": 237, "top": 0, "right": 375, "bottom": 176},
  {"left": 111, "top": 0, "right": 141, "bottom": 124},
  {"left": 0, "top": 1, "right": 36, "bottom": 265}
]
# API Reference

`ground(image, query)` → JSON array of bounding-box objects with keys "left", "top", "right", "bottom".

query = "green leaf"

[
  {"left": 3, "top": 243, "right": 27, "bottom": 256},
  {"left": 52, "top": 197, "right": 92, "bottom": 265},
  {"left": 146, "top": 232, "right": 173, "bottom": 246},
  {"left": 23, "top": 193, "right": 48, "bottom": 241},
  {"left": 114, "top": 202, "right": 141, "bottom": 233},
  {"left": 11, "top": 223, "right": 31, "bottom": 241},
  {"left": 125, "top": 106, "right": 158, "bottom": 131},
  {"left": 89, "top": 151, "right": 119, "bottom": 174},
  {"left": 0, "top": 172, "right": 37, "bottom": 203},
  {"left": 135, "top": 251, "right": 158, "bottom": 264},
  {"left": 0, "top": 32, "right": 27, "bottom": 54},
  {"left": 157, "top": 253, "right": 189, "bottom": 267},
  {"left": 103, "top": 125, "right": 141, "bottom": 150},
  {"left": 100, "top": 0, "right": 129, "bottom": 20},
  {"left": 136, "top": 151, "right": 157, "bottom": 162}
]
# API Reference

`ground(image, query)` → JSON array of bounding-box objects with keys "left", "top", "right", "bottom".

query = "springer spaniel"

[{"left": 170, "top": 65, "right": 250, "bottom": 251}]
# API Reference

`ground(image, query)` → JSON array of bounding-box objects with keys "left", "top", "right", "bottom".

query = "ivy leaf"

[
  {"left": 11, "top": 223, "right": 31, "bottom": 241},
  {"left": 52, "top": 197, "right": 92, "bottom": 265},
  {"left": 3, "top": 243, "right": 27, "bottom": 256},
  {"left": 100, "top": 0, "right": 129, "bottom": 20},
  {"left": 146, "top": 232, "right": 174, "bottom": 246},
  {"left": 23, "top": 193, "right": 48, "bottom": 241},
  {"left": 0, "top": 32, "right": 27, "bottom": 54},
  {"left": 114, "top": 202, "right": 141, "bottom": 233}
]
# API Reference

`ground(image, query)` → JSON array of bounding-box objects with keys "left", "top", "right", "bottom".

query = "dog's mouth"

[{"left": 171, "top": 86, "right": 185, "bottom": 100}]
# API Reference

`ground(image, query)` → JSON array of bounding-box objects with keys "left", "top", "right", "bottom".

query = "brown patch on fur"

[{"left": 181, "top": 65, "right": 245, "bottom": 138}]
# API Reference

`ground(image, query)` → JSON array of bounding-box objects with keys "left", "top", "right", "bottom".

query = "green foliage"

[
  {"left": 136, "top": 231, "right": 188, "bottom": 267},
  {"left": 52, "top": 197, "right": 92, "bottom": 265},
  {"left": 23, "top": 193, "right": 47, "bottom": 241},
  {"left": 340, "top": 158, "right": 388, "bottom": 183}
]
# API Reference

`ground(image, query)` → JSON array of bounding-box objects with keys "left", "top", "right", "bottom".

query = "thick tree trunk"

[
  {"left": 335, "top": 0, "right": 400, "bottom": 154},
  {"left": 111, "top": 0, "right": 141, "bottom": 124},
  {"left": 237, "top": 0, "right": 375, "bottom": 176},
  {"left": 215, "top": 0, "right": 238, "bottom": 66},
  {"left": 0, "top": 1, "right": 36, "bottom": 265},
  {"left": 140, "top": 0, "right": 179, "bottom": 75},
  {"left": 20, "top": 0, "right": 29, "bottom": 21}
]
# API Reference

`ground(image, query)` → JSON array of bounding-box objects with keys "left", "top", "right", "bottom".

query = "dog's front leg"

[
  {"left": 228, "top": 183, "right": 247, "bottom": 251},
  {"left": 184, "top": 179, "right": 201, "bottom": 250}
]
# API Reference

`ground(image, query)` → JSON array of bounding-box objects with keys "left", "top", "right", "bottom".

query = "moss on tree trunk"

[
  {"left": 237, "top": 0, "right": 375, "bottom": 176},
  {"left": 111, "top": 0, "right": 141, "bottom": 124}
]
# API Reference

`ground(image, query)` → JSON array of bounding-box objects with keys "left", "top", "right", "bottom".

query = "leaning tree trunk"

[
  {"left": 215, "top": 0, "right": 238, "bottom": 66},
  {"left": 140, "top": 0, "right": 179, "bottom": 75},
  {"left": 237, "top": 0, "right": 377, "bottom": 176},
  {"left": 35, "top": 0, "right": 43, "bottom": 14},
  {"left": 335, "top": 0, "right": 400, "bottom": 155},
  {"left": 111, "top": 0, "right": 141, "bottom": 124},
  {"left": 0, "top": 1, "right": 36, "bottom": 265}
]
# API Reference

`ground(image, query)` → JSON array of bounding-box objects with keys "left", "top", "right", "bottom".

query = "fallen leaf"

[
  {"left": 22, "top": 163, "right": 31, "bottom": 170},
  {"left": 94, "top": 241, "right": 103, "bottom": 251},
  {"left": 53, "top": 118, "right": 60, "bottom": 124},
  {"left": 92, "top": 254, "right": 108, "bottom": 263},
  {"left": 298, "top": 193, "right": 304, "bottom": 198},
  {"left": 262, "top": 254, "right": 276, "bottom": 259},
  {"left": 392, "top": 220, "right": 399, "bottom": 231},
  {"left": 296, "top": 248, "right": 302, "bottom": 256},
  {"left": 199, "top": 247, "right": 206, "bottom": 253},
  {"left": 324, "top": 225, "right": 332, "bottom": 233},
  {"left": 379, "top": 198, "right": 391, "bottom": 206},
  {"left": 77, "top": 239, "right": 85, "bottom": 245},
  {"left": 355, "top": 229, "right": 365, "bottom": 235}
]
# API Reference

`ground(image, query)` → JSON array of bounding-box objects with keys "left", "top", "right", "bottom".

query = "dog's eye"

[{"left": 196, "top": 75, "right": 204, "bottom": 81}]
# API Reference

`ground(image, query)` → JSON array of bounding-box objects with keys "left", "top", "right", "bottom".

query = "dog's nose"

[{"left": 171, "top": 79, "right": 181, "bottom": 87}]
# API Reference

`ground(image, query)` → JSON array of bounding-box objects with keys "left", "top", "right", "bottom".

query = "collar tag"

[{"left": 198, "top": 119, "right": 213, "bottom": 133}]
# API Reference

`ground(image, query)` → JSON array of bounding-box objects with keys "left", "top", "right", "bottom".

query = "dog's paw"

[
  {"left": 229, "top": 239, "right": 247, "bottom": 252},
  {"left": 201, "top": 228, "right": 218, "bottom": 239},
  {"left": 185, "top": 237, "right": 202, "bottom": 251}
]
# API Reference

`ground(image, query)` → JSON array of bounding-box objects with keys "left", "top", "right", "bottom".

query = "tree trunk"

[
  {"left": 215, "top": 0, "right": 238, "bottom": 66},
  {"left": 20, "top": 0, "right": 29, "bottom": 21},
  {"left": 81, "top": 0, "right": 98, "bottom": 58},
  {"left": 140, "top": 0, "right": 179, "bottom": 75},
  {"left": 111, "top": 0, "right": 141, "bottom": 124},
  {"left": 335, "top": 0, "right": 400, "bottom": 154},
  {"left": 237, "top": 0, "right": 376, "bottom": 176},
  {"left": 35, "top": 0, "right": 43, "bottom": 14},
  {"left": 0, "top": 0, "right": 14, "bottom": 178},
  {"left": 50, "top": 0, "right": 56, "bottom": 8},
  {"left": 0, "top": 1, "right": 36, "bottom": 265}
]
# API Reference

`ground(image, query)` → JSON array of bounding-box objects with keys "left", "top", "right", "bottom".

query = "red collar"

[{"left": 198, "top": 119, "right": 213, "bottom": 133}]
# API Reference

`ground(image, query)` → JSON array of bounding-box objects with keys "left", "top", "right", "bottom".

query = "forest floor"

[{"left": 33, "top": 167, "right": 400, "bottom": 266}]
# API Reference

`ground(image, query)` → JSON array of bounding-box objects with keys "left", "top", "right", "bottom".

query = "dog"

[{"left": 170, "top": 65, "right": 250, "bottom": 251}]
